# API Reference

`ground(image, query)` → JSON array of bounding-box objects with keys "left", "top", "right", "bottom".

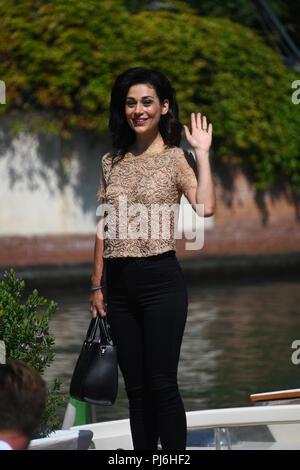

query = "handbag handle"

[
  {"left": 99, "top": 314, "right": 112, "bottom": 344},
  {"left": 85, "top": 313, "right": 112, "bottom": 345},
  {"left": 85, "top": 315, "right": 100, "bottom": 343}
]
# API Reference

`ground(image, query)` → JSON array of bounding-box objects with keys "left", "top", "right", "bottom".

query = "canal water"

[{"left": 28, "top": 273, "right": 300, "bottom": 424}]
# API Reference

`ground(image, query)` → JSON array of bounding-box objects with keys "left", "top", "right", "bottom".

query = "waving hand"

[{"left": 184, "top": 112, "right": 212, "bottom": 152}]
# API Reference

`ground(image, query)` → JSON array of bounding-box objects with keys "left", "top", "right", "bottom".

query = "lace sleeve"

[
  {"left": 175, "top": 149, "right": 198, "bottom": 197},
  {"left": 96, "top": 153, "right": 111, "bottom": 201}
]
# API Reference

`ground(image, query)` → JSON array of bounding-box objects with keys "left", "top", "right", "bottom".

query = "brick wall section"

[
  {"left": 179, "top": 170, "right": 300, "bottom": 258},
  {"left": 1, "top": 170, "right": 300, "bottom": 267},
  {"left": 0, "top": 234, "right": 95, "bottom": 267}
]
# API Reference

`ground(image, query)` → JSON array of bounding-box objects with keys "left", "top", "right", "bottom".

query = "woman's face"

[{"left": 125, "top": 83, "right": 169, "bottom": 136}]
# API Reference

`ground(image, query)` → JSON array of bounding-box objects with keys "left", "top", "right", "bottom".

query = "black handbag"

[{"left": 70, "top": 313, "right": 118, "bottom": 405}]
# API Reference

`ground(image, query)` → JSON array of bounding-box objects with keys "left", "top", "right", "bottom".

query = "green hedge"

[
  {"left": 0, "top": 268, "right": 64, "bottom": 437},
  {"left": 131, "top": 11, "right": 300, "bottom": 190},
  {"left": 0, "top": 0, "right": 132, "bottom": 133},
  {"left": 0, "top": 0, "right": 299, "bottom": 190}
]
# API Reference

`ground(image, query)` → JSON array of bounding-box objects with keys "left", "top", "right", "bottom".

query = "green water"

[{"left": 37, "top": 276, "right": 300, "bottom": 423}]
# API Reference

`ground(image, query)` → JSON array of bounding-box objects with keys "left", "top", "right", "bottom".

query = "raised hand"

[{"left": 183, "top": 112, "right": 212, "bottom": 152}]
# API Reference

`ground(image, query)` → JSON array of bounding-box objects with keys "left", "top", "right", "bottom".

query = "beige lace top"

[{"left": 96, "top": 146, "right": 198, "bottom": 258}]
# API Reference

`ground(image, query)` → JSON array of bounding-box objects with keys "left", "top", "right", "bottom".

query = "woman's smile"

[{"left": 133, "top": 117, "right": 149, "bottom": 126}]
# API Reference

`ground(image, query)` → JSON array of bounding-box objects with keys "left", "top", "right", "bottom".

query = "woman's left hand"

[{"left": 184, "top": 112, "right": 212, "bottom": 153}]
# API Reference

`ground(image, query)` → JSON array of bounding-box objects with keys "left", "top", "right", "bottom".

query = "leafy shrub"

[
  {"left": 0, "top": 0, "right": 299, "bottom": 190},
  {"left": 0, "top": 0, "right": 133, "bottom": 136},
  {"left": 130, "top": 11, "right": 300, "bottom": 191},
  {"left": 0, "top": 268, "right": 64, "bottom": 437}
]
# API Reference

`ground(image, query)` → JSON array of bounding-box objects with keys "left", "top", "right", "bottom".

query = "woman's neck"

[{"left": 130, "top": 132, "right": 165, "bottom": 155}]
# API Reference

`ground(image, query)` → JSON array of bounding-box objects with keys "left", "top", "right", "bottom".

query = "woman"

[{"left": 90, "top": 67, "right": 215, "bottom": 450}]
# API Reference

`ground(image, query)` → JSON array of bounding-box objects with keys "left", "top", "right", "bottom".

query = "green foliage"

[
  {"left": 38, "top": 378, "right": 64, "bottom": 438},
  {"left": 0, "top": 268, "right": 65, "bottom": 437},
  {"left": 0, "top": 0, "right": 133, "bottom": 136},
  {"left": 131, "top": 11, "right": 300, "bottom": 190},
  {"left": 185, "top": 0, "right": 300, "bottom": 49},
  {"left": 0, "top": 0, "right": 299, "bottom": 190}
]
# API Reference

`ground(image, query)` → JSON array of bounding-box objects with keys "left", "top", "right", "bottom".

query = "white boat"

[
  {"left": 64, "top": 389, "right": 300, "bottom": 450},
  {"left": 28, "top": 388, "right": 300, "bottom": 450}
]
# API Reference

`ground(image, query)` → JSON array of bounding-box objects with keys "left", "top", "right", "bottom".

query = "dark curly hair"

[{"left": 109, "top": 67, "right": 182, "bottom": 161}]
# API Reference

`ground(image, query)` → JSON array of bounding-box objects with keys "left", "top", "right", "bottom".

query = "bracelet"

[{"left": 91, "top": 284, "right": 104, "bottom": 291}]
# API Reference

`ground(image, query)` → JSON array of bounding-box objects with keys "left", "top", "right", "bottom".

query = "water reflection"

[
  {"left": 28, "top": 277, "right": 300, "bottom": 423},
  {"left": 184, "top": 280, "right": 300, "bottom": 410}
]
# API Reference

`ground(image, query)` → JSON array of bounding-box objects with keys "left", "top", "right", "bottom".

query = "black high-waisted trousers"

[{"left": 106, "top": 250, "right": 188, "bottom": 450}]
